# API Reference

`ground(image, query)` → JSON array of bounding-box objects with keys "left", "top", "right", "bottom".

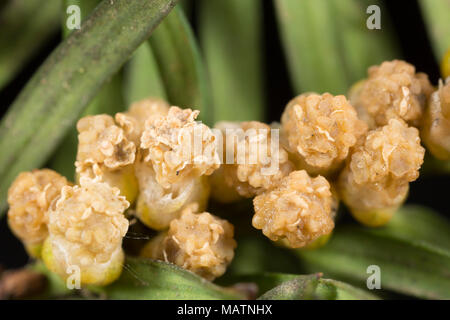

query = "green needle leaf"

[
  {"left": 316, "top": 278, "right": 380, "bottom": 300},
  {"left": 62, "top": 0, "right": 100, "bottom": 38},
  {"left": 149, "top": 6, "right": 212, "bottom": 125},
  {"left": 0, "top": 0, "right": 179, "bottom": 213},
  {"left": 50, "top": 0, "right": 125, "bottom": 181},
  {"left": 419, "top": 0, "right": 450, "bottom": 62},
  {"left": 124, "top": 42, "right": 167, "bottom": 105},
  {"left": 258, "top": 274, "right": 320, "bottom": 300},
  {"left": 328, "top": 0, "right": 400, "bottom": 82},
  {"left": 222, "top": 273, "right": 379, "bottom": 300},
  {"left": 102, "top": 257, "right": 244, "bottom": 300},
  {"left": 274, "top": 0, "right": 400, "bottom": 94},
  {"left": 296, "top": 205, "right": 450, "bottom": 299},
  {"left": 199, "top": 0, "right": 265, "bottom": 122},
  {"left": 274, "top": 0, "right": 349, "bottom": 94},
  {"left": 0, "top": 0, "right": 61, "bottom": 90},
  {"left": 378, "top": 205, "right": 450, "bottom": 252}
]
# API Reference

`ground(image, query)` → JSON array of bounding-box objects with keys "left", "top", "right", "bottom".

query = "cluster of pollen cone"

[{"left": 7, "top": 60, "right": 450, "bottom": 286}]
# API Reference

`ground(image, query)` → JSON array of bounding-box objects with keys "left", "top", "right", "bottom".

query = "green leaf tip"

[{"left": 258, "top": 274, "right": 321, "bottom": 300}]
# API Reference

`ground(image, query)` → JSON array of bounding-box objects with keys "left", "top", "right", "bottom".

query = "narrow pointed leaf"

[
  {"left": 199, "top": 0, "right": 264, "bottom": 122},
  {"left": 0, "top": 0, "right": 179, "bottom": 213},
  {"left": 419, "top": 0, "right": 450, "bottom": 62},
  {"left": 274, "top": 0, "right": 400, "bottom": 94},
  {"left": 258, "top": 274, "right": 320, "bottom": 300},
  {"left": 377, "top": 205, "right": 450, "bottom": 252},
  {"left": 328, "top": 0, "right": 400, "bottom": 82},
  {"left": 223, "top": 273, "right": 378, "bottom": 300},
  {"left": 50, "top": 0, "right": 125, "bottom": 180},
  {"left": 102, "top": 257, "right": 244, "bottom": 300},
  {"left": 317, "top": 278, "right": 379, "bottom": 300},
  {"left": 149, "top": 6, "right": 212, "bottom": 124},
  {"left": 296, "top": 205, "right": 450, "bottom": 299},
  {"left": 124, "top": 42, "right": 167, "bottom": 105},
  {"left": 62, "top": 0, "right": 100, "bottom": 37},
  {"left": 0, "top": 0, "right": 60, "bottom": 89},
  {"left": 274, "top": 0, "right": 349, "bottom": 94}
]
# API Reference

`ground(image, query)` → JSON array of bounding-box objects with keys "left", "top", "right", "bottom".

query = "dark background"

[{"left": 0, "top": 0, "right": 447, "bottom": 268}]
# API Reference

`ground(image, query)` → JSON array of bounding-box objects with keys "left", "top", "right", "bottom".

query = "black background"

[{"left": 0, "top": 0, "right": 448, "bottom": 269}]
